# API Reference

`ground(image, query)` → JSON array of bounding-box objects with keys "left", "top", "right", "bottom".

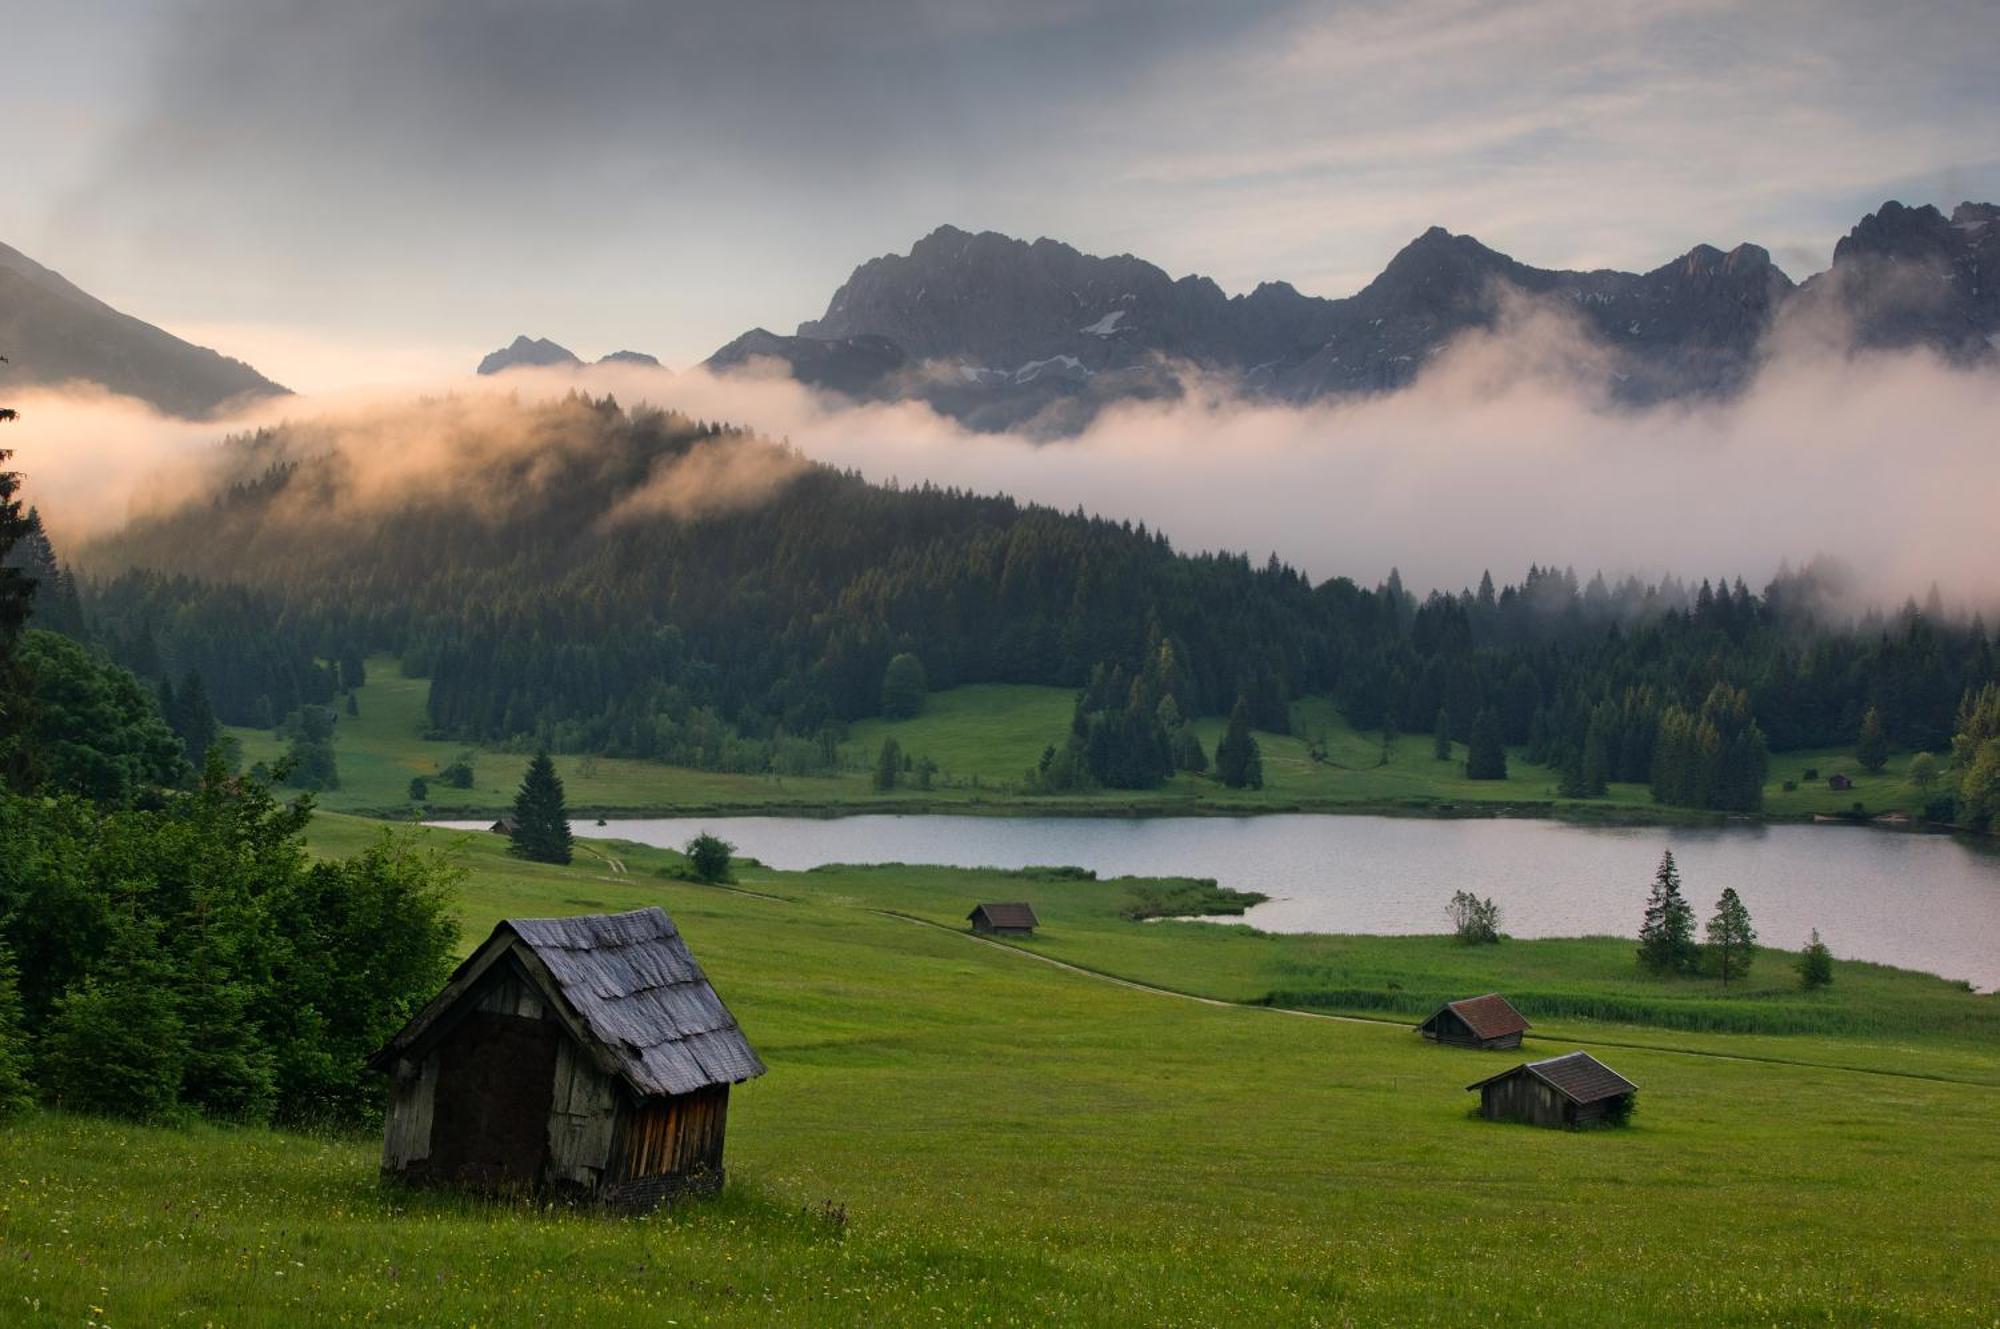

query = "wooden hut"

[
  {"left": 489, "top": 815, "right": 518, "bottom": 837},
  {"left": 968, "top": 902, "right": 1038, "bottom": 936},
  {"left": 1828, "top": 773, "right": 1853, "bottom": 791},
  {"left": 370, "top": 907, "right": 764, "bottom": 1209},
  {"left": 1467, "top": 1052, "right": 1636, "bottom": 1128},
  {"left": 1418, "top": 993, "right": 1530, "bottom": 1050}
]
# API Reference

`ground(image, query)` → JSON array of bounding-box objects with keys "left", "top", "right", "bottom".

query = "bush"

[
  {"left": 684, "top": 832, "right": 736, "bottom": 884},
  {"left": 438, "top": 756, "right": 476, "bottom": 789},
  {"left": 408, "top": 775, "right": 429, "bottom": 802},
  {"left": 1797, "top": 930, "right": 1834, "bottom": 990},
  {"left": 0, "top": 946, "right": 34, "bottom": 1116},
  {"left": 43, "top": 925, "right": 189, "bottom": 1121},
  {"left": 1781, "top": 780, "right": 1797, "bottom": 793}
]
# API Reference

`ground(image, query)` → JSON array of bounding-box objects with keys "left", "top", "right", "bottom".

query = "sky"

[{"left": 4, "top": 0, "right": 1998, "bottom": 392}]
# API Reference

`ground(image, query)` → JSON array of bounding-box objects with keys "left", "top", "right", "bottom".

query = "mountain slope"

[
  {"left": 0, "top": 240, "right": 284, "bottom": 417},
  {"left": 706, "top": 201, "right": 1992, "bottom": 430},
  {"left": 475, "top": 334, "right": 583, "bottom": 374}
]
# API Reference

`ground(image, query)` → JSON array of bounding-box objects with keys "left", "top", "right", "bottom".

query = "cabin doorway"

[{"left": 427, "top": 1011, "right": 561, "bottom": 1190}]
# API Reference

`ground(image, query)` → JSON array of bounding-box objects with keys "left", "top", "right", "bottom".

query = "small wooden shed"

[
  {"left": 1828, "top": 773, "right": 1853, "bottom": 791},
  {"left": 969, "top": 902, "right": 1038, "bottom": 936},
  {"left": 489, "top": 815, "right": 518, "bottom": 836},
  {"left": 1418, "top": 993, "right": 1530, "bottom": 1050},
  {"left": 370, "top": 907, "right": 764, "bottom": 1209},
  {"left": 1468, "top": 1052, "right": 1636, "bottom": 1128}
]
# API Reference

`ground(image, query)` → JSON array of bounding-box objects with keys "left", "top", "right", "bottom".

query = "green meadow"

[
  {"left": 229, "top": 659, "right": 1942, "bottom": 825},
  {"left": 2, "top": 814, "right": 1995, "bottom": 1325}
]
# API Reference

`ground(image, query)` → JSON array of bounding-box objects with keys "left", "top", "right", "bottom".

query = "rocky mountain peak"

[{"left": 476, "top": 335, "right": 582, "bottom": 375}]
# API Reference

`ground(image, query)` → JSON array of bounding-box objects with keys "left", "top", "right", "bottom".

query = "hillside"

[
  {"left": 0, "top": 813, "right": 1993, "bottom": 1324},
  {"left": 0, "top": 240, "right": 284, "bottom": 417}
]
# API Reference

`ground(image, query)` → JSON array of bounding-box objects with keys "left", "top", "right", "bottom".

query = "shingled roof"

[
  {"left": 970, "top": 902, "right": 1039, "bottom": 929},
  {"left": 1469, "top": 1052, "right": 1636, "bottom": 1104},
  {"left": 1431, "top": 993, "right": 1530, "bottom": 1041},
  {"left": 372, "top": 907, "right": 764, "bottom": 1098}
]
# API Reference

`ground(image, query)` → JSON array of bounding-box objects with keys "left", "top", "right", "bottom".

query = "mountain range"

[
  {"left": 476, "top": 335, "right": 662, "bottom": 375},
  {"left": 698, "top": 199, "right": 2000, "bottom": 431},
  {"left": 0, "top": 240, "right": 285, "bottom": 418}
]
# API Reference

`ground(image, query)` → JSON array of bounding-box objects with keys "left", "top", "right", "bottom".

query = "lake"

[{"left": 446, "top": 813, "right": 2000, "bottom": 991}]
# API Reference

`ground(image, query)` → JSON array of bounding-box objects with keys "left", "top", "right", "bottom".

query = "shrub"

[
  {"left": 1446, "top": 890, "right": 1501, "bottom": 944},
  {"left": 1797, "top": 930, "right": 1834, "bottom": 990},
  {"left": 684, "top": 832, "right": 736, "bottom": 884}
]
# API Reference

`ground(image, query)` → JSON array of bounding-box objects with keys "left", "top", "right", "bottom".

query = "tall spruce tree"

[
  {"left": 1704, "top": 887, "right": 1756, "bottom": 985},
  {"left": 1214, "top": 697, "right": 1262, "bottom": 789},
  {"left": 1637, "top": 849, "right": 1698, "bottom": 974},
  {"left": 508, "top": 752, "right": 573, "bottom": 865},
  {"left": 1465, "top": 707, "right": 1508, "bottom": 780},
  {"left": 1856, "top": 705, "right": 1888, "bottom": 774}
]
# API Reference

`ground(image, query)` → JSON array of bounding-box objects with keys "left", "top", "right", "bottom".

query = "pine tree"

[
  {"left": 1214, "top": 697, "right": 1262, "bottom": 789},
  {"left": 1465, "top": 708, "right": 1508, "bottom": 780},
  {"left": 1703, "top": 887, "right": 1756, "bottom": 985},
  {"left": 1637, "top": 850, "right": 1698, "bottom": 974},
  {"left": 1856, "top": 705, "right": 1888, "bottom": 774},
  {"left": 1432, "top": 708, "right": 1451, "bottom": 761},
  {"left": 508, "top": 752, "right": 573, "bottom": 864},
  {"left": 873, "top": 737, "right": 903, "bottom": 791},
  {"left": 1796, "top": 929, "right": 1834, "bottom": 990}
]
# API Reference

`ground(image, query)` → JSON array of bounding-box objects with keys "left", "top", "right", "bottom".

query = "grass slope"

[
  {"left": 231, "top": 661, "right": 1948, "bottom": 823},
  {"left": 3, "top": 816, "right": 1995, "bottom": 1325}
]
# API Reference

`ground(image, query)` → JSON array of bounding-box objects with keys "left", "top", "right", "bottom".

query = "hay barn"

[
  {"left": 969, "top": 902, "right": 1038, "bottom": 936},
  {"left": 1468, "top": 1052, "right": 1636, "bottom": 1128},
  {"left": 1418, "top": 993, "right": 1530, "bottom": 1049},
  {"left": 370, "top": 907, "right": 764, "bottom": 1209}
]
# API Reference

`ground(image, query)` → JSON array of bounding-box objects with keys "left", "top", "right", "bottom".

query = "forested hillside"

[{"left": 68, "top": 393, "right": 2000, "bottom": 817}]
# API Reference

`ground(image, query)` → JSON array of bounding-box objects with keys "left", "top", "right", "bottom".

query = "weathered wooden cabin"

[
  {"left": 1418, "top": 993, "right": 1530, "bottom": 1049},
  {"left": 489, "top": 815, "right": 518, "bottom": 836},
  {"left": 1828, "top": 773, "right": 1853, "bottom": 791},
  {"left": 968, "top": 902, "right": 1038, "bottom": 936},
  {"left": 1468, "top": 1052, "right": 1636, "bottom": 1128},
  {"left": 370, "top": 907, "right": 764, "bottom": 1209}
]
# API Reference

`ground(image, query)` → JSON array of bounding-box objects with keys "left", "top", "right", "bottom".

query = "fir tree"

[
  {"left": 1214, "top": 697, "right": 1262, "bottom": 789},
  {"left": 1704, "top": 887, "right": 1756, "bottom": 985},
  {"left": 1797, "top": 929, "right": 1834, "bottom": 990},
  {"left": 1464, "top": 707, "right": 1507, "bottom": 780},
  {"left": 873, "top": 737, "right": 903, "bottom": 791},
  {"left": 1856, "top": 705, "right": 1888, "bottom": 774},
  {"left": 507, "top": 752, "right": 573, "bottom": 864},
  {"left": 1637, "top": 849, "right": 1698, "bottom": 974},
  {"left": 1432, "top": 708, "right": 1451, "bottom": 761}
]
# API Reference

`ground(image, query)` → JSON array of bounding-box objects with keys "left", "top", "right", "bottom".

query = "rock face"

[
  {"left": 0, "top": 240, "right": 285, "bottom": 418},
  {"left": 476, "top": 335, "right": 583, "bottom": 375},
  {"left": 705, "top": 202, "right": 1997, "bottom": 431}
]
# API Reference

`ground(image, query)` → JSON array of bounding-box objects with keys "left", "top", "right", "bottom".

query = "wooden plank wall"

[
  {"left": 380, "top": 1051, "right": 440, "bottom": 1171},
  {"left": 546, "top": 1038, "right": 621, "bottom": 1188},
  {"left": 611, "top": 1085, "right": 730, "bottom": 1183}
]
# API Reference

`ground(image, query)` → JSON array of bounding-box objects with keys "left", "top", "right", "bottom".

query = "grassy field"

[
  {"left": 230, "top": 660, "right": 1947, "bottom": 825},
  {"left": 2, "top": 814, "right": 1995, "bottom": 1325}
]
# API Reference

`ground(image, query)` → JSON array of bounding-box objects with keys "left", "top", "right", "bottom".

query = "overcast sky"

[{"left": 6, "top": 0, "right": 1998, "bottom": 390}]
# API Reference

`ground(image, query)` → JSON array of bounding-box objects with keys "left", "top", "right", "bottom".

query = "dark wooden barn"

[
  {"left": 370, "top": 907, "right": 764, "bottom": 1209},
  {"left": 1418, "top": 993, "right": 1530, "bottom": 1049},
  {"left": 968, "top": 901, "right": 1038, "bottom": 936},
  {"left": 1828, "top": 773, "right": 1853, "bottom": 791},
  {"left": 1468, "top": 1052, "right": 1636, "bottom": 1128}
]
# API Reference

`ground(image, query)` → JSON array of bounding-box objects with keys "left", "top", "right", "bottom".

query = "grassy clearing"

[
  {"left": 3, "top": 814, "right": 1996, "bottom": 1325},
  {"left": 233, "top": 661, "right": 1946, "bottom": 824}
]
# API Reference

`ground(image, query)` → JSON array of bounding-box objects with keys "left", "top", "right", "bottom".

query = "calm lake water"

[{"left": 448, "top": 814, "right": 2000, "bottom": 991}]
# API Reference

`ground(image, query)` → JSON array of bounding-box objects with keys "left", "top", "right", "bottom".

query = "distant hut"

[
  {"left": 1418, "top": 993, "right": 1530, "bottom": 1050},
  {"left": 370, "top": 907, "right": 764, "bottom": 1209},
  {"left": 1828, "top": 773, "right": 1853, "bottom": 791},
  {"left": 968, "top": 902, "right": 1038, "bottom": 936},
  {"left": 1468, "top": 1052, "right": 1636, "bottom": 1128},
  {"left": 490, "top": 815, "right": 518, "bottom": 837}
]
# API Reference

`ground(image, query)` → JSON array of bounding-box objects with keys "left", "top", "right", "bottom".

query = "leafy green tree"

[
  {"left": 1907, "top": 751, "right": 1939, "bottom": 794},
  {"left": 1214, "top": 697, "right": 1262, "bottom": 789},
  {"left": 15, "top": 630, "right": 184, "bottom": 804},
  {"left": 1446, "top": 890, "right": 1500, "bottom": 944},
  {"left": 0, "top": 944, "right": 33, "bottom": 1115},
  {"left": 1637, "top": 850, "right": 1698, "bottom": 975},
  {"left": 1464, "top": 707, "right": 1507, "bottom": 780},
  {"left": 438, "top": 754, "right": 475, "bottom": 789},
  {"left": 880, "top": 652, "right": 928, "bottom": 719},
  {"left": 507, "top": 752, "right": 573, "bottom": 864},
  {"left": 1796, "top": 929, "right": 1834, "bottom": 990},
  {"left": 684, "top": 831, "right": 735, "bottom": 883},
  {"left": 407, "top": 775, "right": 429, "bottom": 802},
  {"left": 873, "top": 737, "right": 903, "bottom": 791},
  {"left": 1703, "top": 887, "right": 1756, "bottom": 985},
  {"left": 1432, "top": 708, "right": 1451, "bottom": 761},
  {"left": 1856, "top": 705, "right": 1888, "bottom": 774},
  {"left": 1952, "top": 685, "right": 2000, "bottom": 829}
]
